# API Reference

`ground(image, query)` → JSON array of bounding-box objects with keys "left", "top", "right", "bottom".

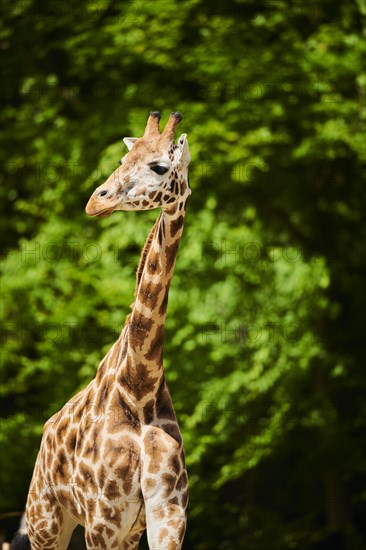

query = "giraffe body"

[{"left": 22, "top": 112, "right": 190, "bottom": 550}]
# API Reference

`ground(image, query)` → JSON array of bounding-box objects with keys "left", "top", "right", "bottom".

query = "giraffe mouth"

[{"left": 94, "top": 208, "right": 114, "bottom": 218}]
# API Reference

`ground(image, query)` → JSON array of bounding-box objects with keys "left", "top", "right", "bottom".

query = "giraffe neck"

[{"left": 115, "top": 190, "right": 189, "bottom": 408}]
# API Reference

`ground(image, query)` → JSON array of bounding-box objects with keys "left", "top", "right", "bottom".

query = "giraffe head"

[{"left": 85, "top": 112, "right": 191, "bottom": 217}]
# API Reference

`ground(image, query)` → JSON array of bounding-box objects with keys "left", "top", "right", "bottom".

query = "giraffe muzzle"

[{"left": 85, "top": 190, "right": 118, "bottom": 217}]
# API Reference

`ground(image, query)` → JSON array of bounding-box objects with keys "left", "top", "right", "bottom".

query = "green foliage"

[{"left": 1, "top": 0, "right": 365, "bottom": 547}]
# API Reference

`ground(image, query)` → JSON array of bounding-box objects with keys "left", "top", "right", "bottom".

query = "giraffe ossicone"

[{"left": 17, "top": 112, "right": 190, "bottom": 550}]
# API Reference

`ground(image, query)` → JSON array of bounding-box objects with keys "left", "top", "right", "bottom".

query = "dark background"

[{"left": 1, "top": 1, "right": 365, "bottom": 548}]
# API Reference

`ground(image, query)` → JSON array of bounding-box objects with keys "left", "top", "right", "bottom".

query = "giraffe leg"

[
  {"left": 119, "top": 505, "right": 146, "bottom": 550},
  {"left": 25, "top": 464, "right": 77, "bottom": 550},
  {"left": 119, "top": 529, "right": 145, "bottom": 550},
  {"left": 84, "top": 502, "right": 145, "bottom": 550},
  {"left": 145, "top": 501, "right": 186, "bottom": 550},
  {"left": 26, "top": 500, "right": 77, "bottom": 550},
  {"left": 141, "top": 427, "right": 188, "bottom": 550}
]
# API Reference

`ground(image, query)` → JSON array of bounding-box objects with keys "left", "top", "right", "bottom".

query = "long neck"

[{"left": 117, "top": 193, "right": 189, "bottom": 405}]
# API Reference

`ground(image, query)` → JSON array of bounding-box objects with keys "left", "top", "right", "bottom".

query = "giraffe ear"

[
  {"left": 178, "top": 134, "right": 190, "bottom": 166},
  {"left": 123, "top": 137, "right": 138, "bottom": 151}
]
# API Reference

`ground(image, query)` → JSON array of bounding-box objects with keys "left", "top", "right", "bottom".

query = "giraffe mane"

[{"left": 132, "top": 214, "right": 161, "bottom": 304}]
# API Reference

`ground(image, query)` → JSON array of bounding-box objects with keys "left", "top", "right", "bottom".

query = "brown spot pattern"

[
  {"left": 66, "top": 431, "right": 77, "bottom": 453},
  {"left": 108, "top": 389, "right": 140, "bottom": 431},
  {"left": 170, "top": 215, "right": 184, "bottom": 238},
  {"left": 176, "top": 471, "right": 188, "bottom": 491},
  {"left": 156, "top": 386, "right": 176, "bottom": 421},
  {"left": 162, "top": 473, "right": 175, "bottom": 497},
  {"left": 158, "top": 287, "right": 169, "bottom": 316},
  {"left": 129, "top": 311, "right": 153, "bottom": 350},
  {"left": 144, "top": 324, "right": 164, "bottom": 363},
  {"left": 56, "top": 418, "right": 68, "bottom": 444},
  {"left": 139, "top": 280, "right": 163, "bottom": 310},
  {"left": 147, "top": 251, "right": 162, "bottom": 275},
  {"left": 144, "top": 429, "right": 168, "bottom": 474},
  {"left": 169, "top": 455, "right": 181, "bottom": 476},
  {"left": 165, "top": 240, "right": 180, "bottom": 273},
  {"left": 143, "top": 399, "right": 155, "bottom": 423},
  {"left": 122, "top": 359, "right": 159, "bottom": 401}
]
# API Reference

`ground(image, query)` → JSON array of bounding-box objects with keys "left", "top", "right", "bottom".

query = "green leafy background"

[{"left": 1, "top": 1, "right": 365, "bottom": 548}]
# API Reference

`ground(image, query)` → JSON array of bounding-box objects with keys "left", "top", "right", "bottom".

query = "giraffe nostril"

[{"left": 99, "top": 190, "right": 108, "bottom": 197}]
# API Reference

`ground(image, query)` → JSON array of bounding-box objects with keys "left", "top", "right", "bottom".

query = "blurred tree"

[{"left": 1, "top": 0, "right": 365, "bottom": 548}]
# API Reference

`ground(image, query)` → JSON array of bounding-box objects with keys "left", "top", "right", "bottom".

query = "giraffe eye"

[{"left": 150, "top": 165, "right": 169, "bottom": 175}]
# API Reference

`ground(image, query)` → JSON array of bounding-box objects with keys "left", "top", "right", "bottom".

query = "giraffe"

[{"left": 12, "top": 112, "right": 191, "bottom": 550}]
